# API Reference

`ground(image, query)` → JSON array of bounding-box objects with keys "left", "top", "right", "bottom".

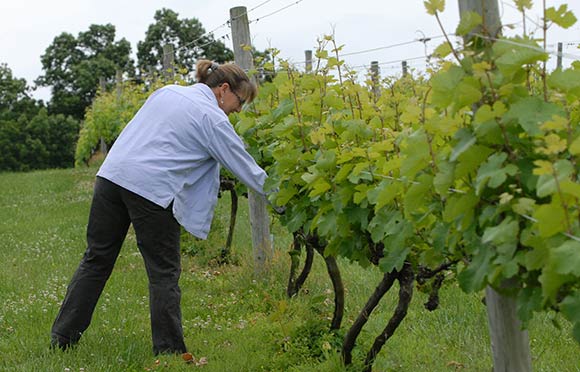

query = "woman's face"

[{"left": 217, "top": 83, "right": 245, "bottom": 115}]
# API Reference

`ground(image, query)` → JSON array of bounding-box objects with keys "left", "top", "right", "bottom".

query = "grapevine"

[{"left": 234, "top": 1, "right": 580, "bottom": 369}]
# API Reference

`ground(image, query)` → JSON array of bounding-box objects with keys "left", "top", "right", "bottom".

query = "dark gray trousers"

[{"left": 51, "top": 176, "right": 186, "bottom": 354}]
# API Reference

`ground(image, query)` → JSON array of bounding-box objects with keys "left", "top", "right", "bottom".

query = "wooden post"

[
  {"left": 148, "top": 66, "right": 157, "bottom": 83},
  {"left": 459, "top": 1, "right": 532, "bottom": 371},
  {"left": 485, "top": 285, "right": 532, "bottom": 372},
  {"left": 402, "top": 60, "right": 408, "bottom": 77},
  {"left": 98, "top": 77, "right": 108, "bottom": 156},
  {"left": 163, "top": 44, "right": 175, "bottom": 81},
  {"left": 557, "top": 42, "right": 563, "bottom": 69},
  {"left": 115, "top": 70, "right": 123, "bottom": 99},
  {"left": 304, "top": 50, "right": 313, "bottom": 73},
  {"left": 458, "top": 0, "right": 501, "bottom": 39},
  {"left": 370, "top": 61, "right": 380, "bottom": 99},
  {"left": 230, "top": 6, "right": 272, "bottom": 275}
]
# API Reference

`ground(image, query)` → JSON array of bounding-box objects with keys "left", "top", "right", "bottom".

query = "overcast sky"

[{"left": 1, "top": 0, "right": 579, "bottom": 101}]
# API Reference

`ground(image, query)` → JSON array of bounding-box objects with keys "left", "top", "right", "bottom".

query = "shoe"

[{"left": 50, "top": 334, "right": 73, "bottom": 351}]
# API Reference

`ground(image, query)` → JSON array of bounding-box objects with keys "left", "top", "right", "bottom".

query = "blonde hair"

[{"left": 196, "top": 60, "right": 257, "bottom": 103}]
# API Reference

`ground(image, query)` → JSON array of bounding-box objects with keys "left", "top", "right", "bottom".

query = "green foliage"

[
  {"left": 545, "top": 4, "right": 578, "bottom": 29},
  {"left": 456, "top": 11, "right": 482, "bottom": 36},
  {"left": 231, "top": 3, "right": 580, "bottom": 346},
  {"left": 514, "top": 0, "right": 533, "bottom": 12},
  {"left": 280, "top": 320, "right": 343, "bottom": 362},
  {"left": 0, "top": 64, "right": 79, "bottom": 171},
  {"left": 0, "top": 109, "right": 79, "bottom": 171},
  {"left": 136, "top": 8, "right": 233, "bottom": 75},
  {"left": 36, "top": 24, "right": 134, "bottom": 120},
  {"left": 75, "top": 79, "right": 162, "bottom": 165},
  {"left": 0, "top": 63, "right": 41, "bottom": 120},
  {"left": 423, "top": 0, "right": 445, "bottom": 15}
]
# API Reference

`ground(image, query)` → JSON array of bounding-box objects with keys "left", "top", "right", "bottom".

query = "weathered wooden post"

[
  {"left": 458, "top": 0, "right": 501, "bottom": 38},
  {"left": 370, "top": 61, "right": 380, "bottom": 99},
  {"left": 115, "top": 70, "right": 123, "bottom": 99},
  {"left": 304, "top": 50, "right": 313, "bottom": 72},
  {"left": 230, "top": 6, "right": 272, "bottom": 275},
  {"left": 459, "top": 1, "right": 532, "bottom": 371},
  {"left": 163, "top": 44, "right": 175, "bottom": 81},
  {"left": 557, "top": 42, "right": 563, "bottom": 69},
  {"left": 98, "top": 77, "right": 108, "bottom": 156}
]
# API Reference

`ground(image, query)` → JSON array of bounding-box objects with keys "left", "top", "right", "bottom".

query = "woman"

[{"left": 51, "top": 60, "right": 267, "bottom": 355}]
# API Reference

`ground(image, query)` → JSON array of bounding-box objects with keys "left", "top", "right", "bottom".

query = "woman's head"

[{"left": 196, "top": 59, "right": 257, "bottom": 114}]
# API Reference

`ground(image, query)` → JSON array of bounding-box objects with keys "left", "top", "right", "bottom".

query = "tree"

[
  {"left": 0, "top": 64, "right": 79, "bottom": 172},
  {"left": 136, "top": 8, "right": 234, "bottom": 76},
  {"left": 0, "top": 63, "right": 40, "bottom": 121},
  {"left": 0, "top": 109, "right": 79, "bottom": 171},
  {"left": 36, "top": 24, "right": 134, "bottom": 120}
]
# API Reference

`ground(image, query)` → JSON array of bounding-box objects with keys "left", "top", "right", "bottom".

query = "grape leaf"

[
  {"left": 456, "top": 11, "right": 482, "bottom": 36},
  {"left": 539, "top": 264, "right": 570, "bottom": 302},
  {"left": 561, "top": 292, "right": 580, "bottom": 323},
  {"left": 434, "top": 160, "right": 455, "bottom": 195},
  {"left": 442, "top": 192, "right": 479, "bottom": 230},
  {"left": 458, "top": 245, "right": 495, "bottom": 292},
  {"left": 475, "top": 152, "right": 518, "bottom": 195},
  {"left": 424, "top": 0, "right": 445, "bottom": 15},
  {"left": 432, "top": 41, "right": 452, "bottom": 58},
  {"left": 545, "top": 5, "right": 577, "bottom": 29},
  {"left": 551, "top": 240, "right": 580, "bottom": 276},
  {"left": 317, "top": 210, "right": 337, "bottom": 236},
  {"left": 378, "top": 221, "right": 413, "bottom": 272},
  {"left": 494, "top": 38, "right": 548, "bottom": 80},
  {"left": 400, "top": 130, "right": 431, "bottom": 179},
  {"left": 455, "top": 145, "right": 494, "bottom": 179},
  {"left": 367, "top": 180, "right": 403, "bottom": 212},
  {"left": 517, "top": 286, "right": 543, "bottom": 326},
  {"left": 404, "top": 174, "right": 432, "bottom": 214},
  {"left": 514, "top": 0, "right": 533, "bottom": 11},
  {"left": 570, "top": 136, "right": 580, "bottom": 155},
  {"left": 548, "top": 68, "right": 580, "bottom": 97},
  {"left": 431, "top": 66, "right": 464, "bottom": 109},
  {"left": 272, "top": 99, "right": 295, "bottom": 122},
  {"left": 450, "top": 128, "right": 476, "bottom": 162},
  {"left": 560, "top": 180, "right": 580, "bottom": 199},
  {"left": 482, "top": 217, "right": 519, "bottom": 245},
  {"left": 504, "top": 97, "right": 564, "bottom": 136},
  {"left": 536, "top": 159, "right": 574, "bottom": 197},
  {"left": 533, "top": 202, "right": 566, "bottom": 237}
]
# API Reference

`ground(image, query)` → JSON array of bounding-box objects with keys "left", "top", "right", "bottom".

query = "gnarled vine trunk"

[
  {"left": 219, "top": 178, "right": 238, "bottom": 263},
  {"left": 287, "top": 230, "right": 314, "bottom": 297}
]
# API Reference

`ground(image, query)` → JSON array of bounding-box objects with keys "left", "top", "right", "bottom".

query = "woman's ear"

[{"left": 217, "top": 83, "right": 227, "bottom": 104}]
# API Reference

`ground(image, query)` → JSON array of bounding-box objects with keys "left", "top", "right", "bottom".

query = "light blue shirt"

[{"left": 97, "top": 83, "right": 267, "bottom": 239}]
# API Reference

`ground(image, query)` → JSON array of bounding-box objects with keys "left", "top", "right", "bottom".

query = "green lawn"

[{"left": 0, "top": 167, "right": 579, "bottom": 371}]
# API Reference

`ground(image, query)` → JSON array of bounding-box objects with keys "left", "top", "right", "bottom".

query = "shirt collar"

[{"left": 195, "top": 83, "right": 219, "bottom": 106}]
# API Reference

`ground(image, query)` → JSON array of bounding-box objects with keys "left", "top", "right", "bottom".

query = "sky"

[{"left": 1, "top": 0, "right": 579, "bottom": 102}]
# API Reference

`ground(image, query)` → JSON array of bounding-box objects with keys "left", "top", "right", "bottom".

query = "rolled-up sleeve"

[{"left": 206, "top": 120, "right": 267, "bottom": 195}]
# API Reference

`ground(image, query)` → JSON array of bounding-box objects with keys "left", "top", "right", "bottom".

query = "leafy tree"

[
  {"left": 27, "top": 109, "right": 80, "bottom": 168},
  {"left": 0, "top": 63, "right": 40, "bottom": 120},
  {"left": 0, "top": 119, "right": 26, "bottom": 171},
  {"left": 0, "top": 109, "right": 79, "bottom": 171},
  {"left": 0, "top": 64, "right": 80, "bottom": 171},
  {"left": 136, "top": 8, "right": 233, "bottom": 75},
  {"left": 36, "top": 24, "right": 134, "bottom": 120}
]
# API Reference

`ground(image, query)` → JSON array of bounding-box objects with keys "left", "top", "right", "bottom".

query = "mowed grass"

[{"left": 0, "top": 167, "right": 579, "bottom": 372}]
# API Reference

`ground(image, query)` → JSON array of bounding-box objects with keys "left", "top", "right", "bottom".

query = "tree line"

[{"left": 0, "top": 8, "right": 233, "bottom": 172}]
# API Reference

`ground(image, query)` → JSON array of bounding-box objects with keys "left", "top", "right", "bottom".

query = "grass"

[{"left": 0, "top": 167, "right": 579, "bottom": 372}]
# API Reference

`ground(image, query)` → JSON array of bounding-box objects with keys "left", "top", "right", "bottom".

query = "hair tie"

[{"left": 209, "top": 61, "right": 220, "bottom": 73}]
